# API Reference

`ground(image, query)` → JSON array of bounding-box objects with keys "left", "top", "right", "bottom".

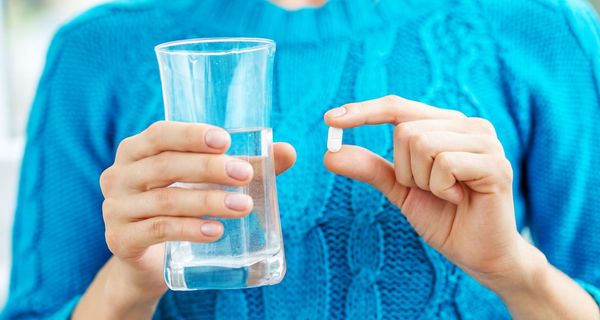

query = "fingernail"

[
  {"left": 226, "top": 160, "right": 252, "bottom": 181},
  {"left": 225, "top": 194, "right": 252, "bottom": 211},
  {"left": 325, "top": 107, "right": 347, "bottom": 118},
  {"left": 205, "top": 129, "right": 230, "bottom": 149},
  {"left": 201, "top": 222, "right": 222, "bottom": 237}
]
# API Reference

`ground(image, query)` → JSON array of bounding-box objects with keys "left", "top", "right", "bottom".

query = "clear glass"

[{"left": 156, "top": 38, "right": 285, "bottom": 290}]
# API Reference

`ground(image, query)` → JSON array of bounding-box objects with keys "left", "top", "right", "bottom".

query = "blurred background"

[
  {"left": 0, "top": 0, "right": 599, "bottom": 309},
  {"left": 0, "top": 0, "right": 106, "bottom": 307}
]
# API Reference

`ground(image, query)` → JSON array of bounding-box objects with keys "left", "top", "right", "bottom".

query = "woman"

[{"left": 2, "top": 0, "right": 600, "bottom": 318}]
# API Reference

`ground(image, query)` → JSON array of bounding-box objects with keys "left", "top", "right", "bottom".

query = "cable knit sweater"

[{"left": 2, "top": 0, "right": 600, "bottom": 319}]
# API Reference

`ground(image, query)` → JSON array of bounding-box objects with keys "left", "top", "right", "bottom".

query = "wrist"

[
  {"left": 73, "top": 257, "right": 163, "bottom": 320},
  {"left": 480, "top": 239, "right": 600, "bottom": 319},
  {"left": 104, "top": 258, "right": 162, "bottom": 317},
  {"left": 485, "top": 238, "right": 549, "bottom": 300}
]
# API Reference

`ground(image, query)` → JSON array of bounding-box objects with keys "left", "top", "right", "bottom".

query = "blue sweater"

[{"left": 3, "top": 0, "right": 600, "bottom": 318}]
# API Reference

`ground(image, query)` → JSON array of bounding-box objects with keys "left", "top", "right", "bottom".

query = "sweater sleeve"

[
  {"left": 524, "top": 0, "right": 600, "bottom": 306},
  {"left": 0, "top": 12, "right": 120, "bottom": 319}
]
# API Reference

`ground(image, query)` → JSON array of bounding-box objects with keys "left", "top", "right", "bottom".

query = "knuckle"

[
  {"left": 155, "top": 189, "right": 176, "bottom": 212},
  {"left": 183, "top": 125, "right": 200, "bottom": 147},
  {"left": 99, "top": 168, "right": 118, "bottom": 194},
  {"left": 447, "top": 109, "right": 466, "bottom": 119},
  {"left": 394, "top": 168, "right": 414, "bottom": 187},
  {"left": 198, "top": 191, "right": 212, "bottom": 212},
  {"left": 343, "top": 101, "right": 362, "bottom": 112},
  {"left": 489, "top": 138, "right": 506, "bottom": 155},
  {"left": 416, "top": 180, "right": 429, "bottom": 191},
  {"left": 102, "top": 199, "right": 117, "bottom": 220},
  {"left": 436, "top": 153, "right": 453, "bottom": 170},
  {"left": 470, "top": 117, "right": 496, "bottom": 135},
  {"left": 384, "top": 94, "right": 403, "bottom": 105},
  {"left": 394, "top": 123, "right": 412, "bottom": 140},
  {"left": 152, "top": 153, "right": 172, "bottom": 179},
  {"left": 409, "top": 133, "right": 430, "bottom": 155},
  {"left": 397, "top": 175, "right": 412, "bottom": 187},
  {"left": 429, "top": 184, "right": 444, "bottom": 199},
  {"left": 104, "top": 231, "right": 122, "bottom": 254},
  {"left": 177, "top": 222, "right": 187, "bottom": 240},
  {"left": 145, "top": 121, "right": 167, "bottom": 146},
  {"left": 117, "top": 137, "right": 134, "bottom": 154},
  {"left": 151, "top": 218, "right": 170, "bottom": 241}
]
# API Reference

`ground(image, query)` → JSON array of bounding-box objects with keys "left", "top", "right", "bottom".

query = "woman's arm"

[
  {"left": 69, "top": 121, "right": 296, "bottom": 320},
  {"left": 321, "top": 2, "right": 600, "bottom": 317},
  {"left": 488, "top": 246, "right": 600, "bottom": 319},
  {"left": 323, "top": 95, "right": 599, "bottom": 319},
  {"left": 72, "top": 257, "right": 160, "bottom": 319}
]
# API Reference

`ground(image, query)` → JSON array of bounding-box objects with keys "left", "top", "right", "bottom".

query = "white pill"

[{"left": 327, "top": 127, "right": 343, "bottom": 152}]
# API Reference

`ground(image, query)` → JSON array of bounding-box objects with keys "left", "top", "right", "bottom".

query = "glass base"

[{"left": 165, "top": 249, "right": 285, "bottom": 290}]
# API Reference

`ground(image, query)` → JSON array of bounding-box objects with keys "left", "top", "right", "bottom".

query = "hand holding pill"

[{"left": 322, "top": 95, "right": 532, "bottom": 295}]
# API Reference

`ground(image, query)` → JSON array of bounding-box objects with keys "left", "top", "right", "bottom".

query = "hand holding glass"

[{"left": 156, "top": 38, "right": 285, "bottom": 290}]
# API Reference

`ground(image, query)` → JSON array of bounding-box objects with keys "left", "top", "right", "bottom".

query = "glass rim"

[{"left": 155, "top": 37, "right": 276, "bottom": 56}]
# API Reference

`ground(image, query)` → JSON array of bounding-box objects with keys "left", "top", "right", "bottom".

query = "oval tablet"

[{"left": 327, "top": 127, "right": 343, "bottom": 152}]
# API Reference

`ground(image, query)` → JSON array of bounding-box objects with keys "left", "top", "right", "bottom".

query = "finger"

[
  {"left": 430, "top": 152, "right": 513, "bottom": 204},
  {"left": 324, "top": 95, "right": 464, "bottom": 128},
  {"left": 124, "top": 152, "right": 253, "bottom": 191},
  {"left": 394, "top": 118, "right": 498, "bottom": 136},
  {"left": 393, "top": 123, "right": 417, "bottom": 188},
  {"left": 392, "top": 119, "right": 500, "bottom": 189},
  {"left": 408, "top": 132, "right": 504, "bottom": 191},
  {"left": 107, "top": 217, "right": 224, "bottom": 257},
  {"left": 212, "top": 143, "right": 296, "bottom": 184},
  {"left": 324, "top": 145, "right": 409, "bottom": 205},
  {"left": 115, "top": 121, "right": 231, "bottom": 164},
  {"left": 273, "top": 142, "right": 297, "bottom": 175},
  {"left": 104, "top": 188, "right": 253, "bottom": 221}
]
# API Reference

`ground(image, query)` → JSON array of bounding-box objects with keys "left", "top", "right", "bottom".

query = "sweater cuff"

[
  {"left": 48, "top": 295, "right": 82, "bottom": 320},
  {"left": 576, "top": 279, "right": 600, "bottom": 308}
]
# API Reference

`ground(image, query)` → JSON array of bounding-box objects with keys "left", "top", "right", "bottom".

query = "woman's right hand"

[{"left": 98, "top": 121, "right": 296, "bottom": 306}]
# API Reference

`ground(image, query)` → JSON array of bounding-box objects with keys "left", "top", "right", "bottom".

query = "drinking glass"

[{"left": 155, "top": 38, "right": 285, "bottom": 290}]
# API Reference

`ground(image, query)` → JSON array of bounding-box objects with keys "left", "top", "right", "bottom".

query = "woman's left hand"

[{"left": 323, "top": 95, "right": 540, "bottom": 293}]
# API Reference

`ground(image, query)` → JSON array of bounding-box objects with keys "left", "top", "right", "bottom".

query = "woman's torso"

[{"left": 95, "top": 0, "right": 538, "bottom": 318}]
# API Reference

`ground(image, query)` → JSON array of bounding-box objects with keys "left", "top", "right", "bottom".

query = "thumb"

[
  {"left": 274, "top": 142, "right": 297, "bottom": 175},
  {"left": 324, "top": 145, "right": 408, "bottom": 204}
]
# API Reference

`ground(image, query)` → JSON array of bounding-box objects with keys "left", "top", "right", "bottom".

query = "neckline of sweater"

[{"left": 158, "top": 0, "right": 436, "bottom": 44}]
